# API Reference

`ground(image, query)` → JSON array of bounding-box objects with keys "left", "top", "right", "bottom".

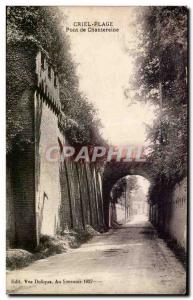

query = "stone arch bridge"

[{"left": 102, "top": 160, "right": 153, "bottom": 228}]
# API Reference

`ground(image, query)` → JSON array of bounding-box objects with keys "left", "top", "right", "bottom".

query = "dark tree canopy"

[
  {"left": 7, "top": 6, "right": 104, "bottom": 151},
  {"left": 125, "top": 7, "right": 188, "bottom": 197}
]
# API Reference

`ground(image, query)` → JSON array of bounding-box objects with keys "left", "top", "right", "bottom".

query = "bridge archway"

[{"left": 102, "top": 161, "right": 153, "bottom": 228}]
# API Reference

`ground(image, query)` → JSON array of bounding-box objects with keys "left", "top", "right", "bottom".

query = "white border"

[
  {"left": 0, "top": 0, "right": 192, "bottom": 5},
  {"left": 0, "top": 1, "right": 191, "bottom": 299}
]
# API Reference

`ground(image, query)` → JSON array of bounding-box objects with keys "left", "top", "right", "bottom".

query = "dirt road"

[{"left": 7, "top": 219, "right": 186, "bottom": 295}]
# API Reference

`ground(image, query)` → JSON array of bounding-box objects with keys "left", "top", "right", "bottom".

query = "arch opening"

[
  {"left": 109, "top": 175, "right": 150, "bottom": 228},
  {"left": 102, "top": 161, "right": 153, "bottom": 228}
]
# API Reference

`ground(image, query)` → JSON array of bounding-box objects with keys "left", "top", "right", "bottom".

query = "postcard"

[{"left": 6, "top": 6, "right": 188, "bottom": 295}]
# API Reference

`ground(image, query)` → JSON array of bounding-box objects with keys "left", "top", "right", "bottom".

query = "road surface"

[{"left": 7, "top": 218, "right": 186, "bottom": 295}]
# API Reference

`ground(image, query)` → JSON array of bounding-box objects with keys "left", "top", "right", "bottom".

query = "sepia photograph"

[{"left": 6, "top": 6, "right": 188, "bottom": 295}]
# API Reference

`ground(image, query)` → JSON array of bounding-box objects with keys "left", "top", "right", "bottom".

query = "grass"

[
  {"left": 7, "top": 225, "right": 100, "bottom": 270},
  {"left": 6, "top": 249, "right": 34, "bottom": 270}
]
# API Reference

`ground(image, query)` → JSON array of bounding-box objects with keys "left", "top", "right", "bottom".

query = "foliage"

[
  {"left": 126, "top": 7, "right": 188, "bottom": 194},
  {"left": 111, "top": 176, "right": 139, "bottom": 204},
  {"left": 61, "top": 92, "right": 104, "bottom": 146},
  {"left": 6, "top": 249, "right": 34, "bottom": 270},
  {"left": 7, "top": 6, "right": 104, "bottom": 151},
  {"left": 6, "top": 46, "right": 37, "bottom": 152},
  {"left": 7, "top": 226, "right": 98, "bottom": 269},
  {"left": 126, "top": 7, "right": 187, "bottom": 105}
]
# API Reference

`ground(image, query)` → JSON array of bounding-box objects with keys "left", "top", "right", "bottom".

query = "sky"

[{"left": 61, "top": 7, "right": 155, "bottom": 146}]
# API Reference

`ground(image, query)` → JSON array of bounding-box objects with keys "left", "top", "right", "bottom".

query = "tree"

[
  {"left": 111, "top": 176, "right": 139, "bottom": 205},
  {"left": 125, "top": 7, "right": 188, "bottom": 191},
  {"left": 7, "top": 7, "right": 104, "bottom": 152}
]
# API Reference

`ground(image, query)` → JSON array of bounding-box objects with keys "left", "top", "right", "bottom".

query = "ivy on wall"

[{"left": 7, "top": 6, "right": 104, "bottom": 151}]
